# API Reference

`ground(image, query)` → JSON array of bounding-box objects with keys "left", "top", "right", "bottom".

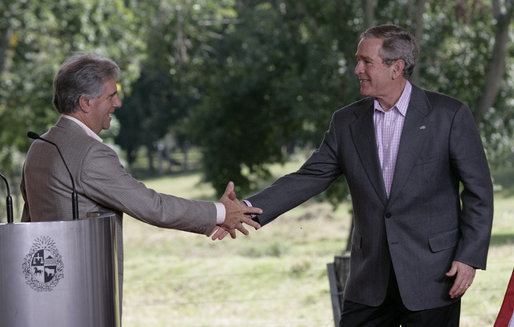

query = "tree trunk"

[
  {"left": 0, "top": 26, "right": 9, "bottom": 76},
  {"left": 147, "top": 145, "right": 155, "bottom": 172},
  {"left": 181, "top": 141, "right": 189, "bottom": 171},
  {"left": 125, "top": 146, "right": 137, "bottom": 167},
  {"left": 410, "top": 0, "right": 426, "bottom": 85},
  {"left": 364, "top": 0, "right": 375, "bottom": 27},
  {"left": 474, "top": 0, "right": 513, "bottom": 124}
]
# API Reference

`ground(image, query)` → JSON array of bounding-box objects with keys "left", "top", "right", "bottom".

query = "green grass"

[{"left": 121, "top": 163, "right": 514, "bottom": 327}]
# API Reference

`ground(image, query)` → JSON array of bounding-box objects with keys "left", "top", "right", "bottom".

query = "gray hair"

[
  {"left": 360, "top": 24, "right": 418, "bottom": 78},
  {"left": 53, "top": 53, "right": 120, "bottom": 114}
]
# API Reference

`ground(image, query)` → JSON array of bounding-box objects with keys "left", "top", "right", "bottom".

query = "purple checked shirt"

[{"left": 373, "top": 81, "right": 412, "bottom": 197}]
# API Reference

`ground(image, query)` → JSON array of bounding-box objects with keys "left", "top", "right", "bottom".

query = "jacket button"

[{"left": 385, "top": 213, "right": 392, "bottom": 219}]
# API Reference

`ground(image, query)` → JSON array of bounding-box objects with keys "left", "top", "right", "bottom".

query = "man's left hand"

[{"left": 446, "top": 260, "right": 476, "bottom": 299}]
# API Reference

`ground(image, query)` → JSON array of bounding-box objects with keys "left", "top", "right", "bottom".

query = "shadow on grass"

[{"left": 490, "top": 232, "right": 514, "bottom": 246}]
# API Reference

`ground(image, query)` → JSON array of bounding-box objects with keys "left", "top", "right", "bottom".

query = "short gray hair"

[
  {"left": 53, "top": 53, "right": 120, "bottom": 114},
  {"left": 360, "top": 24, "right": 418, "bottom": 78}
]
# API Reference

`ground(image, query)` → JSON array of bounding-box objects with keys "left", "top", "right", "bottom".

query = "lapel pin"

[{"left": 419, "top": 125, "right": 427, "bottom": 130}]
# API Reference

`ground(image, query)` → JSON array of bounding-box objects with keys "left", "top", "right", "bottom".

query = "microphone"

[
  {"left": 0, "top": 172, "right": 13, "bottom": 223},
  {"left": 27, "top": 131, "right": 79, "bottom": 220}
]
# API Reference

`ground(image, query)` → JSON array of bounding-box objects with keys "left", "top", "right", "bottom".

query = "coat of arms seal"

[{"left": 22, "top": 236, "right": 64, "bottom": 292}]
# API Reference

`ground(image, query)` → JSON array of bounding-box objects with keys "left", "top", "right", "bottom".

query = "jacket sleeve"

[
  {"left": 20, "top": 166, "right": 31, "bottom": 222},
  {"left": 78, "top": 143, "right": 217, "bottom": 236},
  {"left": 247, "top": 113, "right": 342, "bottom": 226},
  {"left": 449, "top": 104, "right": 494, "bottom": 269}
]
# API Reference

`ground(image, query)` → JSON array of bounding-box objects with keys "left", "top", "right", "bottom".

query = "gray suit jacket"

[
  {"left": 247, "top": 85, "right": 494, "bottom": 311},
  {"left": 21, "top": 117, "right": 217, "bottom": 291}
]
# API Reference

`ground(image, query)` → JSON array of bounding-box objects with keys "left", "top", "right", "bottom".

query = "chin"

[{"left": 359, "top": 88, "right": 370, "bottom": 97}]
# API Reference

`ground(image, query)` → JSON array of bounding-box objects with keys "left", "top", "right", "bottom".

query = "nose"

[
  {"left": 113, "top": 95, "right": 122, "bottom": 108},
  {"left": 354, "top": 60, "right": 363, "bottom": 75}
]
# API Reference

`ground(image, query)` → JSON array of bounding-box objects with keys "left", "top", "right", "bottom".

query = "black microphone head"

[{"left": 27, "top": 131, "right": 40, "bottom": 140}]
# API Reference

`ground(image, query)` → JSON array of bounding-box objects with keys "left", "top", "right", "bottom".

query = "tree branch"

[{"left": 474, "top": 0, "right": 513, "bottom": 123}]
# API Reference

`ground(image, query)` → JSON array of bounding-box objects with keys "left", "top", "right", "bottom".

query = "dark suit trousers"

[{"left": 339, "top": 269, "right": 460, "bottom": 327}]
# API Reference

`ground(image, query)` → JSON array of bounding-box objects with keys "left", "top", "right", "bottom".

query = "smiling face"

[
  {"left": 354, "top": 38, "right": 405, "bottom": 109},
  {"left": 85, "top": 76, "right": 121, "bottom": 133},
  {"left": 355, "top": 38, "right": 394, "bottom": 97}
]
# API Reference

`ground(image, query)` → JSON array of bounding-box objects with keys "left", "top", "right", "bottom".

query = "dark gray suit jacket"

[{"left": 247, "top": 85, "right": 494, "bottom": 311}]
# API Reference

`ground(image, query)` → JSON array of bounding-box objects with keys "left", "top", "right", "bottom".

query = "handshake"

[{"left": 213, "top": 181, "right": 262, "bottom": 240}]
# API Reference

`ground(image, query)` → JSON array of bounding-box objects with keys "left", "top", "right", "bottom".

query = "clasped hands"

[{"left": 214, "top": 181, "right": 261, "bottom": 239}]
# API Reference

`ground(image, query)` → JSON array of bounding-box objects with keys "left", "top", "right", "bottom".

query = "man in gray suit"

[
  {"left": 21, "top": 53, "right": 262, "bottom": 296},
  {"left": 213, "top": 25, "right": 494, "bottom": 326}
]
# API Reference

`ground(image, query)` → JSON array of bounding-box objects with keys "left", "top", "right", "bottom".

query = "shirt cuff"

[
  {"left": 243, "top": 200, "right": 258, "bottom": 219},
  {"left": 214, "top": 202, "right": 225, "bottom": 224}
]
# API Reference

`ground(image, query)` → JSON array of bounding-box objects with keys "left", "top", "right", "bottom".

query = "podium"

[{"left": 0, "top": 214, "right": 120, "bottom": 327}]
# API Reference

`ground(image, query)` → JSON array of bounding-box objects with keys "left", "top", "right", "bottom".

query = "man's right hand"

[{"left": 218, "top": 181, "right": 262, "bottom": 239}]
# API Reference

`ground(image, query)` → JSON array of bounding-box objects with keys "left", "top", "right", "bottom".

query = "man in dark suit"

[
  {"left": 213, "top": 24, "right": 494, "bottom": 326},
  {"left": 21, "top": 53, "right": 262, "bottom": 303}
]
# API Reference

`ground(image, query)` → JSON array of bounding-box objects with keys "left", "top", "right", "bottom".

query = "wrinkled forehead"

[{"left": 355, "top": 38, "right": 384, "bottom": 57}]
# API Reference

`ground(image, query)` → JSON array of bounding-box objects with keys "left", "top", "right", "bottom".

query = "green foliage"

[
  {"left": 191, "top": 1, "right": 360, "bottom": 197},
  {"left": 0, "top": 0, "right": 512, "bottom": 208},
  {"left": 0, "top": 0, "right": 143, "bottom": 175},
  {"left": 418, "top": 1, "right": 514, "bottom": 169},
  {"left": 420, "top": 1, "right": 491, "bottom": 109},
  {"left": 116, "top": 0, "right": 238, "bottom": 168},
  {"left": 190, "top": 0, "right": 513, "bottom": 202}
]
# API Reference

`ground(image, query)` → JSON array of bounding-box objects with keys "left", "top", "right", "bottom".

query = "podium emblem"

[{"left": 22, "top": 236, "right": 64, "bottom": 292}]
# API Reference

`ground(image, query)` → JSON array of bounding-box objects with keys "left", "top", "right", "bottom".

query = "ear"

[
  {"left": 392, "top": 59, "right": 405, "bottom": 79},
  {"left": 78, "top": 95, "right": 91, "bottom": 113}
]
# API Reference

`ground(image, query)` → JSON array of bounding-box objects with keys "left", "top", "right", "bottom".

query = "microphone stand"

[
  {"left": 0, "top": 172, "right": 13, "bottom": 223},
  {"left": 27, "top": 131, "right": 79, "bottom": 220}
]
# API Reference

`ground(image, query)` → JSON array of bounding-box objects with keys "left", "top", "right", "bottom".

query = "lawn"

[{"left": 121, "top": 162, "right": 514, "bottom": 327}]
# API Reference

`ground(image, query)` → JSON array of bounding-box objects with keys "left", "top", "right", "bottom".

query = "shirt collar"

[
  {"left": 374, "top": 81, "right": 412, "bottom": 116},
  {"left": 62, "top": 115, "right": 103, "bottom": 143}
]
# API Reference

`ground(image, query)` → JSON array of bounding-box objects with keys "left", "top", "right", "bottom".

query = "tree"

[
  {"left": 192, "top": 0, "right": 513, "bottom": 197},
  {"left": 1, "top": 0, "right": 512, "bottom": 219},
  {"left": 475, "top": 0, "right": 513, "bottom": 124},
  {"left": 0, "top": 0, "right": 143, "bottom": 217},
  {"left": 116, "top": 0, "right": 238, "bottom": 171},
  {"left": 191, "top": 1, "right": 358, "bottom": 196}
]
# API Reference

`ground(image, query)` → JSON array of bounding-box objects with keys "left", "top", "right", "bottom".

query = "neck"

[
  {"left": 377, "top": 79, "right": 407, "bottom": 111},
  {"left": 67, "top": 112, "right": 99, "bottom": 134}
]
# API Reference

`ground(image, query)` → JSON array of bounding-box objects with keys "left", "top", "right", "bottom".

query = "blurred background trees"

[{"left": 0, "top": 0, "right": 512, "bottom": 210}]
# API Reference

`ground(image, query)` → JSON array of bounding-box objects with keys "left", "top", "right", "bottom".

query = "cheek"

[
  {"left": 371, "top": 69, "right": 389, "bottom": 83},
  {"left": 368, "top": 67, "right": 379, "bottom": 78},
  {"left": 101, "top": 107, "right": 111, "bottom": 119}
]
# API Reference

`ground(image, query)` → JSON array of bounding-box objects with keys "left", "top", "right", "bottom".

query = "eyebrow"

[
  {"left": 108, "top": 90, "right": 118, "bottom": 97},
  {"left": 356, "top": 54, "right": 373, "bottom": 61}
]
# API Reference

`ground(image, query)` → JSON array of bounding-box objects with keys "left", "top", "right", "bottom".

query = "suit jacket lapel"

[
  {"left": 388, "top": 86, "right": 432, "bottom": 202},
  {"left": 350, "top": 100, "right": 388, "bottom": 205}
]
